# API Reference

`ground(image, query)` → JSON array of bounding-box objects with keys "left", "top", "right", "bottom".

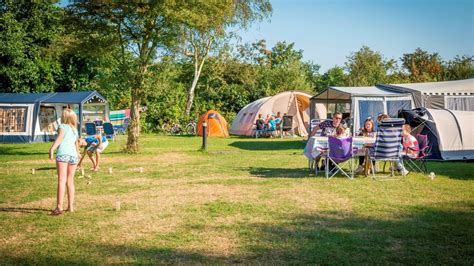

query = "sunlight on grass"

[{"left": 0, "top": 134, "right": 473, "bottom": 264}]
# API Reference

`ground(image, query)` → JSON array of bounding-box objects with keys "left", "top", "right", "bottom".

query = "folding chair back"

[
  {"left": 324, "top": 136, "right": 355, "bottom": 179},
  {"left": 416, "top": 134, "right": 429, "bottom": 158},
  {"left": 103, "top": 122, "right": 115, "bottom": 141},
  {"left": 328, "top": 136, "right": 354, "bottom": 162},
  {"left": 85, "top": 122, "right": 97, "bottom": 136},
  {"left": 372, "top": 119, "right": 404, "bottom": 160},
  {"left": 369, "top": 118, "right": 405, "bottom": 179},
  {"left": 282, "top": 116, "right": 293, "bottom": 131},
  {"left": 404, "top": 134, "right": 430, "bottom": 174}
]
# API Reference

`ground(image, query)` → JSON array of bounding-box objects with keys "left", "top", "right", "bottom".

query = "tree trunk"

[
  {"left": 185, "top": 56, "right": 207, "bottom": 116},
  {"left": 125, "top": 67, "right": 145, "bottom": 152},
  {"left": 185, "top": 71, "right": 200, "bottom": 116}
]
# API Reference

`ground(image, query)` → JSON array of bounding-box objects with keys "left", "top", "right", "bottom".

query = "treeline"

[{"left": 1, "top": 2, "right": 473, "bottom": 149}]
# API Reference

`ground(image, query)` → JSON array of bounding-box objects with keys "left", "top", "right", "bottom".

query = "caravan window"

[
  {"left": 387, "top": 100, "right": 412, "bottom": 118},
  {"left": 0, "top": 106, "right": 27, "bottom": 132},
  {"left": 358, "top": 100, "right": 384, "bottom": 129},
  {"left": 39, "top": 106, "right": 58, "bottom": 133},
  {"left": 446, "top": 96, "right": 474, "bottom": 111}
]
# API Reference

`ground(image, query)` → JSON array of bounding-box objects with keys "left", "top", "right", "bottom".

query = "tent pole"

[{"left": 79, "top": 103, "right": 83, "bottom": 137}]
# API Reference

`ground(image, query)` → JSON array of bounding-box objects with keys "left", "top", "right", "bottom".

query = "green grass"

[{"left": 0, "top": 134, "right": 473, "bottom": 264}]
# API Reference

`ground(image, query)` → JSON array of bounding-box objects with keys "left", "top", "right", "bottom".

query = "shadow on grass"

[
  {"left": 244, "top": 167, "right": 310, "bottom": 178},
  {"left": 229, "top": 140, "right": 305, "bottom": 151},
  {"left": 236, "top": 205, "right": 473, "bottom": 264},
  {"left": 3, "top": 204, "right": 471, "bottom": 264},
  {"left": 0, "top": 146, "right": 46, "bottom": 156},
  {"left": 35, "top": 167, "right": 56, "bottom": 171},
  {"left": 0, "top": 207, "right": 49, "bottom": 213}
]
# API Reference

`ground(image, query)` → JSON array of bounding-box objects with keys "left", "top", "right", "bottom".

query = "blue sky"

[{"left": 236, "top": 0, "right": 474, "bottom": 71}]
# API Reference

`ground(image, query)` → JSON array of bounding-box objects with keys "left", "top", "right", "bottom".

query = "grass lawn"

[{"left": 0, "top": 134, "right": 473, "bottom": 264}]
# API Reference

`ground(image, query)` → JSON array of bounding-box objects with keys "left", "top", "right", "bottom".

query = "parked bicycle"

[
  {"left": 161, "top": 122, "right": 182, "bottom": 135},
  {"left": 184, "top": 120, "right": 197, "bottom": 135}
]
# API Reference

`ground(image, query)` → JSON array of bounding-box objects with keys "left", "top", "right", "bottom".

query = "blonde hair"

[
  {"left": 403, "top": 124, "right": 412, "bottom": 132},
  {"left": 61, "top": 109, "right": 78, "bottom": 134},
  {"left": 336, "top": 125, "right": 345, "bottom": 137}
]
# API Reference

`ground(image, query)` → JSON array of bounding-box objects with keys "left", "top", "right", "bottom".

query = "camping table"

[{"left": 304, "top": 136, "right": 376, "bottom": 176}]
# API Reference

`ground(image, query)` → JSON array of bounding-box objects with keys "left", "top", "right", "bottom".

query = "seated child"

[
  {"left": 395, "top": 124, "right": 419, "bottom": 175},
  {"left": 402, "top": 124, "right": 419, "bottom": 158}
]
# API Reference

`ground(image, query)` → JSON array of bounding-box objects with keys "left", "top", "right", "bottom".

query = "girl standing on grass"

[{"left": 49, "top": 109, "right": 80, "bottom": 216}]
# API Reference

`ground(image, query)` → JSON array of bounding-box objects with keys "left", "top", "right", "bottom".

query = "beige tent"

[{"left": 230, "top": 91, "right": 326, "bottom": 136}]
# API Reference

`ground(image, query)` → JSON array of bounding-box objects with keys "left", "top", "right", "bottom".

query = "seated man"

[
  {"left": 310, "top": 112, "right": 346, "bottom": 137},
  {"left": 78, "top": 134, "right": 109, "bottom": 172}
]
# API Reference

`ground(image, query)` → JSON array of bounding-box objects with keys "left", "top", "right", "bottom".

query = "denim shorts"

[{"left": 56, "top": 154, "right": 79, "bottom": 165}]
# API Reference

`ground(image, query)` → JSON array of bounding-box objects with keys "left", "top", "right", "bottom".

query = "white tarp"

[{"left": 428, "top": 108, "right": 474, "bottom": 160}]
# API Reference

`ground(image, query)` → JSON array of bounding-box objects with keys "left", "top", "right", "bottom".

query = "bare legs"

[
  {"left": 56, "top": 161, "right": 68, "bottom": 211},
  {"left": 55, "top": 161, "right": 77, "bottom": 212},
  {"left": 87, "top": 151, "right": 96, "bottom": 170},
  {"left": 94, "top": 151, "right": 101, "bottom": 171},
  {"left": 66, "top": 163, "right": 77, "bottom": 212}
]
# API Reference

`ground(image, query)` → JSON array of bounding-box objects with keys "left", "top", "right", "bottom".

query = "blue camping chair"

[
  {"left": 85, "top": 122, "right": 97, "bottom": 136},
  {"left": 368, "top": 118, "right": 405, "bottom": 179},
  {"left": 103, "top": 122, "right": 115, "bottom": 141}
]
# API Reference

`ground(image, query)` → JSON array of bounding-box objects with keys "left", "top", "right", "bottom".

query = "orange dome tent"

[{"left": 197, "top": 110, "right": 229, "bottom": 137}]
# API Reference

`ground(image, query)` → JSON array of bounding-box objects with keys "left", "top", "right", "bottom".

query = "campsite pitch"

[{"left": 0, "top": 134, "right": 473, "bottom": 264}]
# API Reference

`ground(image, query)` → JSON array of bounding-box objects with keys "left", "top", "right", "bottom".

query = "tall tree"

[
  {"left": 401, "top": 48, "right": 444, "bottom": 82},
  {"left": 443, "top": 55, "right": 474, "bottom": 81},
  {"left": 0, "top": 1, "right": 64, "bottom": 93},
  {"left": 67, "top": 2, "right": 181, "bottom": 152},
  {"left": 345, "top": 46, "right": 396, "bottom": 86},
  {"left": 314, "top": 66, "right": 346, "bottom": 92},
  {"left": 178, "top": 0, "right": 271, "bottom": 116}
]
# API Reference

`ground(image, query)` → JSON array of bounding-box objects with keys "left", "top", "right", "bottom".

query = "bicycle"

[
  {"left": 184, "top": 120, "right": 196, "bottom": 135},
  {"left": 161, "top": 122, "right": 182, "bottom": 135}
]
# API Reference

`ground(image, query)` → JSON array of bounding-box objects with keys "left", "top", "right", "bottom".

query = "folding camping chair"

[
  {"left": 281, "top": 115, "right": 294, "bottom": 138},
  {"left": 368, "top": 118, "right": 406, "bottom": 180},
  {"left": 320, "top": 136, "right": 357, "bottom": 179},
  {"left": 403, "top": 134, "right": 430, "bottom": 174},
  {"left": 113, "top": 119, "right": 129, "bottom": 135},
  {"left": 103, "top": 122, "right": 116, "bottom": 141},
  {"left": 85, "top": 122, "right": 97, "bottom": 137}
]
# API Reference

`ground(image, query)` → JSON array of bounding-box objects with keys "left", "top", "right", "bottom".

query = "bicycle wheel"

[
  {"left": 185, "top": 123, "right": 196, "bottom": 135},
  {"left": 171, "top": 125, "right": 181, "bottom": 135}
]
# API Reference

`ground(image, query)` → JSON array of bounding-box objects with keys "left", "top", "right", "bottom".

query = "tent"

[
  {"left": 398, "top": 108, "right": 474, "bottom": 160},
  {"left": 197, "top": 110, "right": 229, "bottom": 137},
  {"left": 230, "top": 91, "right": 325, "bottom": 137},
  {"left": 310, "top": 86, "right": 414, "bottom": 132},
  {"left": 379, "top": 78, "right": 474, "bottom": 111},
  {"left": 0, "top": 91, "right": 108, "bottom": 143}
]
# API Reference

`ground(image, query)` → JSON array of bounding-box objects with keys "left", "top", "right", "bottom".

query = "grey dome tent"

[
  {"left": 0, "top": 91, "right": 108, "bottom": 143},
  {"left": 398, "top": 108, "right": 474, "bottom": 160}
]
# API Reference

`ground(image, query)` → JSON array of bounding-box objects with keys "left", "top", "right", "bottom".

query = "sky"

[{"left": 236, "top": 0, "right": 474, "bottom": 72}]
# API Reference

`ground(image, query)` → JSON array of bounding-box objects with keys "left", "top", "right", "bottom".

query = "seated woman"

[
  {"left": 355, "top": 118, "right": 376, "bottom": 174},
  {"left": 255, "top": 114, "right": 265, "bottom": 130},
  {"left": 267, "top": 116, "right": 277, "bottom": 137}
]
